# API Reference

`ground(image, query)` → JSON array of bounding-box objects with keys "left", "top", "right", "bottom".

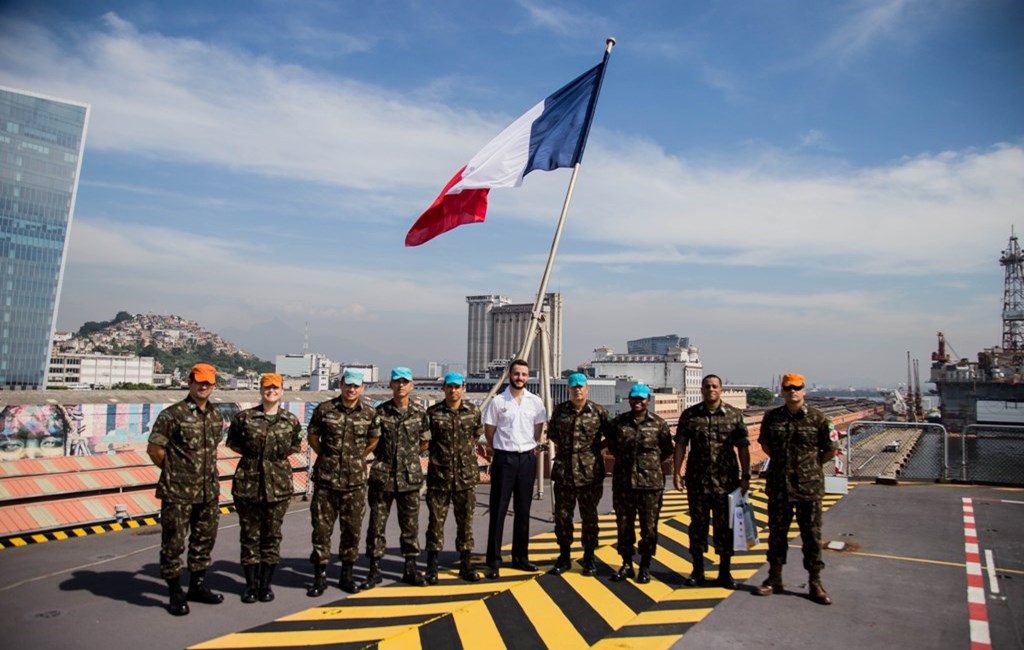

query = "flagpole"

[
  {"left": 480, "top": 36, "right": 615, "bottom": 410},
  {"left": 480, "top": 38, "right": 615, "bottom": 499}
]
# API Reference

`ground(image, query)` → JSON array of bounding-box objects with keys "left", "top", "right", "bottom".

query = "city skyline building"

[
  {"left": 275, "top": 353, "right": 316, "bottom": 377},
  {"left": 465, "top": 293, "right": 563, "bottom": 375},
  {"left": 587, "top": 343, "right": 704, "bottom": 408},
  {"left": 1, "top": 87, "right": 90, "bottom": 389},
  {"left": 47, "top": 352, "right": 154, "bottom": 389},
  {"left": 627, "top": 334, "right": 690, "bottom": 356}
]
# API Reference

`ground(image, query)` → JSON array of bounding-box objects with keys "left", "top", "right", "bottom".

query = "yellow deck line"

[
  {"left": 627, "top": 607, "right": 713, "bottom": 625},
  {"left": 591, "top": 635, "right": 681, "bottom": 650},
  {"left": 511, "top": 579, "right": 590, "bottom": 649},
  {"left": 452, "top": 600, "right": 506, "bottom": 650},
  {"left": 191, "top": 624, "right": 416, "bottom": 649},
  {"left": 561, "top": 570, "right": 636, "bottom": 629}
]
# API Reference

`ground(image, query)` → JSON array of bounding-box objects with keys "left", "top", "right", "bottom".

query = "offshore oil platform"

[{"left": 929, "top": 229, "right": 1024, "bottom": 431}]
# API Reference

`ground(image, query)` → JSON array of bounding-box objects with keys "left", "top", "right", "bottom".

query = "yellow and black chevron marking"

[
  {"left": 0, "top": 505, "right": 237, "bottom": 550},
  {"left": 193, "top": 483, "right": 850, "bottom": 650}
]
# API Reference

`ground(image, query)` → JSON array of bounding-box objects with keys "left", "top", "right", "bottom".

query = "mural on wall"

[
  {"left": 0, "top": 400, "right": 323, "bottom": 460},
  {"left": 0, "top": 397, "right": 451, "bottom": 461},
  {"left": 0, "top": 404, "right": 77, "bottom": 460}
]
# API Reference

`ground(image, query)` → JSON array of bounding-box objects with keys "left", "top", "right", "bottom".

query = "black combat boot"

[
  {"left": 187, "top": 569, "right": 224, "bottom": 604},
  {"left": 258, "top": 563, "right": 276, "bottom": 602},
  {"left": 166, "top": 577, "right": 190, "bottom": 616},
  {"left": 458, "top": 551, "right": 480, "bottom": 582},
  {"left": 715, "top": 554, "right": 737, "bottom": 589},
  {"left": 360, "top": 558, "right": 382, "bottom": 591},
  {"left": 402, "top": 556, "right": 426, "bottom": 586},
  {"left": 580, "top": 547, "right": 597, "bottom": 577},
  {"left": 339, "top": 562, "right": 361, "bottom": 594},
  {"left": 610, "top": 555, "right": 634, "bottom": 582},
  {"left": 241, "top": 564, "right": 259, "bottom": 603},
  {"left": 636, "top": 554, "right": 652, "bottom": 584},
  {"left": 550, "top": 546, "right": 572, "bottom": 575},
  {"left": 307, "top": 561, "right": 328, "bottom": 597},
  {"left": 683, "top": 552, "right": 706, "bottom": 586},
  {"left": 425, "top": 551, "right": 439, "bottom": 585}
]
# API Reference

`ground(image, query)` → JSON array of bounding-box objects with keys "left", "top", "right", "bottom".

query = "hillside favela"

[{"left": 2, "top": 5, "right": 1023, "bottom": 650}]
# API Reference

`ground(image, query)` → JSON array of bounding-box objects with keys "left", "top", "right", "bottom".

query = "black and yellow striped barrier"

[{"left": 0, "top": 505, "right": 237, "bottom": 549}]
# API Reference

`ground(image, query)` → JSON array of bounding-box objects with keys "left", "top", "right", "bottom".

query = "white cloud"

[
  {"left": 6, "top": 14, "right": 1018, "bottom": 281},
  {"left": 517, "top": 0, "right": 606, "bottom": 36},
  {"left": 814, "top": 0, "right": 960, "bottom": 65}
]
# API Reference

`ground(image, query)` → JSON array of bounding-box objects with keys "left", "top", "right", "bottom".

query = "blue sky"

[{"left": 2, "top": 0, "right": 1022, "bottom": 387}]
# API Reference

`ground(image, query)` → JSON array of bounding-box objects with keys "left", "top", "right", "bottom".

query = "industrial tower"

[{"left": 1000, "top": 228, "right": 1024, "bottom": 356}]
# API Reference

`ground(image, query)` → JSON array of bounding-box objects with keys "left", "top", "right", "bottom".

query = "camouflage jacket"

[
  {"left": 759, "top": 404, "right": 837, "bottom": 501},
  {"left": 227, "top": 405, "right": 302, "bottom": 501},
  {"left": 425, "top": 400, "right": 482, "bottom": 490},
  {"left": 676, "top": 401, "right": 750, "bottom": 496},
  {"left": 548, "top": 399, "right": 610, "bottom": 487},
  {"left": 149, "top": 397, "right": 224, "bottom": 504},
  {"left": 309, "top": 397, "right": 380, "bottom": 491},
  {"left": 369, "top": 399, "right": 430, "bottom": 493},
  {"left": 607, "top": 410, "right": 673, "bottom": 491}
]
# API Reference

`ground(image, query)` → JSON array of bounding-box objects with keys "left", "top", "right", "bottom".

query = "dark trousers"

[{"left": 486, "top": 449, "right": 536, "bottom": 566}]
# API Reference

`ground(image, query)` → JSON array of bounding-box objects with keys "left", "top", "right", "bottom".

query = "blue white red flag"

[{"left": 405, "top": 63, "right": 604, "bottom": 247}]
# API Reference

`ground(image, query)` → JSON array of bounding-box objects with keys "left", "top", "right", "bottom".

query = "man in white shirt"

[{"left": 483, "top": 358, "right": 548, "bottom": 578}]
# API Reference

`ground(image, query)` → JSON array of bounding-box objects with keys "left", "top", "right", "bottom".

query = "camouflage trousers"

[
  {"left": 366, "top": 485, "right": 421, "bottom": 559},
  {"left": 310, "top": 484, "right": 366, "bottom": 564},
  {"left": 425, "top": 487, "right": 475, "bottom": 553},
  {"left": 159, "top": 498, "right": 220, "bottom": 580},
  {"left": 687, "top": 490, "right": 732, "bottom": 557},
  {"left": 766, "top": 493, "right": 823, "bottom": 572},
  {"left": 612, "top": 487, "right": 663, "bottom": 557},
  {"left": 236, "top": 498, "right": 291, "bottom": 566},
  {"left": 552, "top": 481, "right": 603, "bottom": 550}
]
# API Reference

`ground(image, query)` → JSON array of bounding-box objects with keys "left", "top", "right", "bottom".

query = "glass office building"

[{"left": 0, "top": 87, "right": 90, "bottom": 389}]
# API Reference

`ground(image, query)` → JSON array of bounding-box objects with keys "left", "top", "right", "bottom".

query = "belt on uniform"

[{"left": 494, "top": 448, "right": 536, "bottom": 455}]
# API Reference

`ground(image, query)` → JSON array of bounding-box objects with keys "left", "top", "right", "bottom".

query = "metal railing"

[
  {"left": 959, "top": 424, "right": 1024, "bottom": 485},
  {"left": 844, "top": 421, "right": 949, "bottom": 482}
]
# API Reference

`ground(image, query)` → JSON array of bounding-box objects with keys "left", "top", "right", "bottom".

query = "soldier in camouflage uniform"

[
  {"left": 755, "top": 373, "right": 837, "bottom": 605},
  {"left": 362, "top": 367, "right": 430, "bottom": 589},
  {"left": 547, "top": 372, "right": 611, "bottom": 577},
  {"left": 423, "top": 372, "right": 482, "bottom": 584},
  {"left": 306, "top": 369, "right": 381, "bottom": 596},
  {"left": 606, "top": 384, "right": 674, "bottom": 584},
  {"left": 146, "top": 363, "right": 225, "bottom": 616},
  {"left": 226, "top": 373, "right": 302, "bottom": 603},
  {"left": 673, "top": 374, "right": 751, "bottom": 589}
]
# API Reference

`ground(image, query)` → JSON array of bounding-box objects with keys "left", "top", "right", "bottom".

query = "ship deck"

[{"left": 0, "top": 478, "right": 1020, "bottom": 650}]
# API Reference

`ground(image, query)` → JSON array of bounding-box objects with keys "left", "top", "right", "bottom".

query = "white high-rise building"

[
  {"left": 589, "top": 344, "right": 704, "bottom": 408},
  {"left": 427, "top": 361, "right": 442, "bottom": 378},
  {"left": 466, "top": 293, "right": 562, "bottom": 375},
  {"left": 275, "top": 353, "right": 316, "bottom": 377},
  {"left": 48, "top": 353, "right": 154, "bottom": 388}
]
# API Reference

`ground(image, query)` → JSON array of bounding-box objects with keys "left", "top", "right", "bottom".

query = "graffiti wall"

[
  {"left": 0, "top": 395, "right": 448, "bottom": 461},
  {"left": 0, "top": 400, "right": 320, "bottom": 460}
]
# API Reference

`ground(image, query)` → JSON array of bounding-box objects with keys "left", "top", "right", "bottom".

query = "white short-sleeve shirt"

[{"left": 484, "top": 387, "right": 548, "bottom": 452}]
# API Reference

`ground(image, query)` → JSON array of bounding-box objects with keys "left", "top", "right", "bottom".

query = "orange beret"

[{"left": 261, "top": 373, "right": 283, "bottom": 388}]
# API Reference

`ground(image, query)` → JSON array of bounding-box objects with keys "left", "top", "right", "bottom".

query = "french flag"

[{"left": 405, "top": 63, "right": 605, "bottom": 247}]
